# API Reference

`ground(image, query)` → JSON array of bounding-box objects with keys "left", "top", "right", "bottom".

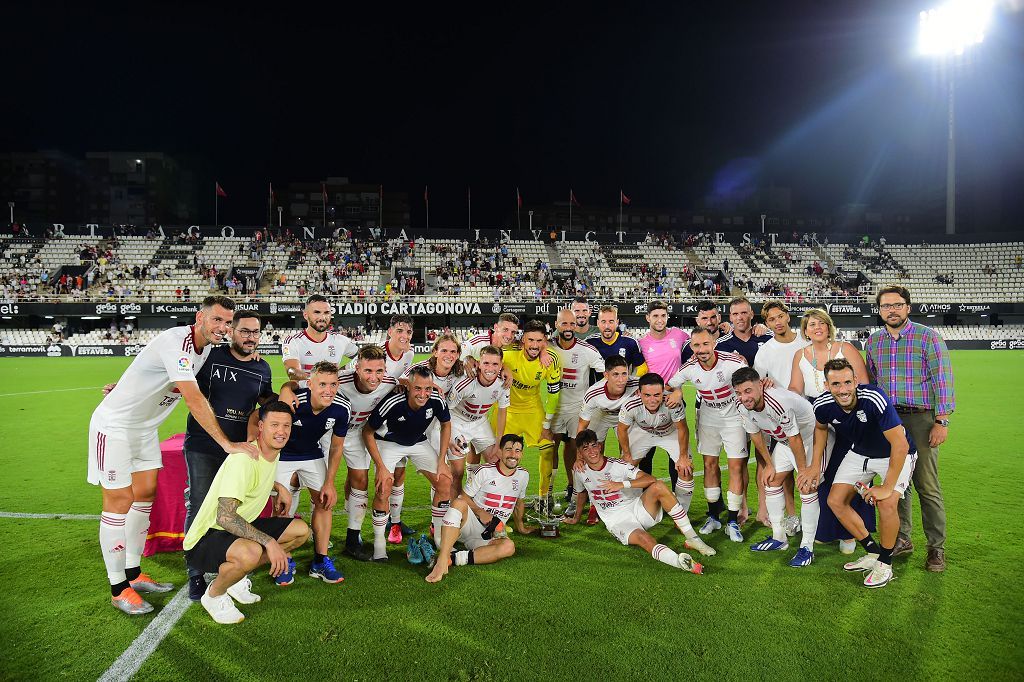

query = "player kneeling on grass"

[
  {"left": 425, "top": 434, "right": 535, "bottom": 583},
  {"left": 565, "top": 429, "right": 714, "bottom": 573},
  {"left": 814, "top": 359, "right": 918, "bottom": 589},
  {"left": 731, "top": 367, "right": 822, "bottom": 567},
  {"left": 184, "top": 401, "right": 311, "bottom": 624}
]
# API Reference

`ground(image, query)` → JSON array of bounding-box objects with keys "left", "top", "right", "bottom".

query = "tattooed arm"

[{"left": 216, "top": 497, "right": 289, "bottom": 576}]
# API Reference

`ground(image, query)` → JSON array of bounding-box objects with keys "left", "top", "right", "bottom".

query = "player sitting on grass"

[
  {"left": 184, "top": 401, "right": 311, "bottom": 624},
  {"left": 565, "top": 429, "right": 714, "bottom": 573},
  {"left": 425, "top": 434, "right": 535, "bottom": 583}
]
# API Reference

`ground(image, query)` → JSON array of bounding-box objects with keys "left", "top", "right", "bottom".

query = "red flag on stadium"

[
  {"left": 215, "top": 182, "right": 227, "bottom": 198},
  {"left": 517, "top": 187, "right": 523, "bottom": 208},
  {"left": 570, "top": 189, "right": 580, "bottom": 207},
  {"left": 620, "top": 190, "right": 631, "bottom": 206}
]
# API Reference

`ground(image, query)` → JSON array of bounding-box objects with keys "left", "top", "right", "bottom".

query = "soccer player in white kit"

[
  {"left": 281, "top": 295, "right": 360, "bottom": 384},
  {"left": 564, "top": 429, "right": 712, "bottom": 572},
  {"left": 380, "top": 314, "right": 419, "bottom": 541},
  {"left": 89, "top": 295, "right": 257, "bottom": 614},
  {"left": 616, "top": 374, "right": 697, "bottom": 517},
  {"left": 666, "top": 328, "right": 749, "bottom": 541},
  {"left": 751, "top": 300, "right": 807, "bottom": 528},
  {"left": 578, "top": 355, "right": 639, "bottom": 447},
  {"left": 425, "top": 434, "right": 534, "bottom": 584},
  {"left": 550, "top": 308, "right": 605, "bottom": 510},
  {"left": 444, "top": 345, "right": 510, "bottom": 495},
  {"left": 730, "top": 367, "right": 822, "bottom": 568},
  {"left": 460, "top": 313, "right": 520, "bottom": 366}
]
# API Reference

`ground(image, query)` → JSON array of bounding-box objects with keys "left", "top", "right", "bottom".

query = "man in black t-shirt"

[{"left": 183, "top": 312, "right": 275, "bottom": 600}]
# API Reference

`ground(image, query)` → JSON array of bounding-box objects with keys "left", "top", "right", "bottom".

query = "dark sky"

[{"left": 4, "top": 1, "right": 1023, "bottom": 229}]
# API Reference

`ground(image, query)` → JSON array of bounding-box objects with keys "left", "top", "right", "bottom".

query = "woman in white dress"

[{"left": 788, "top": 308, "right": 873, "bottom": 552}]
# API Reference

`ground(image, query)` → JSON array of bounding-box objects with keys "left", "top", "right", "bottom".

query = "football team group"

[{"left": 88, "top": 285, "right": 953, "bottom": 624}]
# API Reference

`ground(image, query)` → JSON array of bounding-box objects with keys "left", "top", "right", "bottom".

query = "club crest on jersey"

[
  {"left": 535, "top": 371, "right": 541, "bottom": 380},
  {"left": 669, "top": 340, "right": 677, "bottom": 348},
  {"left": 618, "top": 349, "right": 626, "bottom": 357},
  {"left": 325, "top": 418, "right": 336, "bottom": 431},
  {"left": 328, "top": 345, "right": 336, "bottom": 357},
  {"left": 857, "top": 410, "right": 867, "bottom": 422},
  {"left": 511, "top": 480, "right": 519, "bottom": 490},
  {"left": 716, "top": 371, "right": 725, "bottom": 383},
  {"left": 571, "top": 353, "right": 578, "bottom": 364},
  {"left": 425, "top": 408, "right": 433, "bottom": 419}
]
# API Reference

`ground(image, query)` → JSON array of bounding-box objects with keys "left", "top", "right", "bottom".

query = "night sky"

[{"left": 4, "top": 1, "right": 1023, "bottom": 229}]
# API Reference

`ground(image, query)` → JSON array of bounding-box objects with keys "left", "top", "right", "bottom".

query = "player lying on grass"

[
  {"left": 425, "top": 434, "right": 535, "bottom": 583},
  {"left": 565, "top": 429, "right": 714, "bottom": 573},
  {"left": 184, "top": 401, "right": 311, "bottom": 624},
  {"left": 814, "top": 359, "right": 918, "bottom": 589}
]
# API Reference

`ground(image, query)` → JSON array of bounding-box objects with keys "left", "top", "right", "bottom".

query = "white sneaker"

[
  {"left": 783, "top": 514, "right": 801, "bottom": 537},
  {"left": 864, "top": 562, "right": 894, "bottom": 588},
  {"left": 844, "top": 553, "right": 879, "bottom": 572},
  {"left": 698, "top": 516, "right": 722, "bottom": 535},
  {"left": 839, "top": 539, "right": 857, "bottom": 555},
  {"left": 725, "top": 521, "right": 744, "bottom": 543},
  {"left": 201, "top": 587, "right": 245, "bottom": 624},
  {"left": 226, "top": 576, "right": 261, "bottom": 604},
  {"left": 685, "top": 536, "right": 717, "bottom": 556}
]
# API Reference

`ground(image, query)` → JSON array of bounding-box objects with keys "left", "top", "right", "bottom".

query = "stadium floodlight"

[
  {"left": 917, "top": 0, "right": 993, "bottom": 235},
  {"left": 918, "top": 1, "right": 993, "bottom": 56}
]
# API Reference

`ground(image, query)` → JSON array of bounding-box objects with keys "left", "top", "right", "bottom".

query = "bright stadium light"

[
  {"left": 917, "top": 0, "right": 994, "bottom": 235},
  {"left": 918, "top": 1, "right": 993, "bottom": 56}
]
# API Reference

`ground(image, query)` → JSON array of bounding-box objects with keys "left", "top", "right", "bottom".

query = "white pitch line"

[
  {"left": 0, "top": 385, "right": 103, "bottom": 397},
  {"left": 97, "top": 586, "right": 191, "bottom": 682},
  {"left": 0, "top": 511, "right": 100, "bottom": 520}
]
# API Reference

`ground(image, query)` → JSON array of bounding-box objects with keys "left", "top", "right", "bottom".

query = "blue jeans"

[{"left": 184, "top": 446, "right": 227, "bottom": 577}]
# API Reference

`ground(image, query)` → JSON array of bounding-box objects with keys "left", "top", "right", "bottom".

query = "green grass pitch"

[{"left": 0, "top": 351, "right": 1022, "bottom": 680}]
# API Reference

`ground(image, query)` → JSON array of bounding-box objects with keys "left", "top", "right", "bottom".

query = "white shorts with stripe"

[
  {"left": 696, "top": 420, "right": 748, "bottom": 459},
  {"left": 603, "top": 496, "right": 664, "bottom": 546},
  {"left": 378, "top": 439, "right": 439, "bottom": 475},
  {"left": 628, "top": 432, "right": 682, "bottom": 463},
  {"left": 275, "top": 457, "right": 327, "bottom": 492},
  {"left": 834, "top": 451, "right": 917, "bottom": 498},
  {"left": 87, "top": 414, "right": 162, "bottom": 489}
]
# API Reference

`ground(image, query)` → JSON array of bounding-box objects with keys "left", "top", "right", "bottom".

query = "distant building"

[
  {"left": 284, "top": 176, "right": 409, "bottom": 230},
  {"left": 0, "top": 150, "right": 86, "bottom": 223},
  {"left": 84, "top": 152, "right": 194, "bottom": 225}
]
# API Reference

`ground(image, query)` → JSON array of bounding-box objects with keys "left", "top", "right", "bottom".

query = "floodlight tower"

[{"left": 918, "top": 0, "right": 993, "bottom": 235}]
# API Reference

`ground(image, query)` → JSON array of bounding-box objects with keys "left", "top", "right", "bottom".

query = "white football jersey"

[
  {"left": 753, "top": 334, "right": 809, "bottom": 389},
  {"left": 464, "top": 463, "right": 529, "bottom": 523},
  {"left": 551, "top": 339, "right": 605, "bottom": 413},
  {"left": 402, "top": 359, "right": 463, "bottom": 397},
  {"left": 384, "top": 341, "right": 415, "bottom": 379},
  {"left": 668, "top": 351, "right": 746, "bottom": 426},
  {"left": 580, "top": 378, "right": 640, "bottom": 425},
  {"left": 337, "top": 368, "right": 399, "bottom": 431},
  {"left": 460, "top": 330, "right": 501, "bottom": 361},
  {"left": 572, "top": 457, "right": 642, "bottom": 514},
  {"left": 738, "top": 386, "right": 816, "bottom": 447},
  {"left": 93, "top": 325, "right": 210, "bottom": 432},
  {"left": 618, "top": 395, "right": 686, "bottom": 438},
  {"left": 448, "top": 374, "right": 511, "bottom": 422},
  {"left": 282, "top": 330, "right": 359, "bottom": 379}
]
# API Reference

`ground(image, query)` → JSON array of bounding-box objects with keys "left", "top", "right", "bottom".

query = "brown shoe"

[
  {"left": 926, "top": 548, "right": 946, "bottom": 572},
  {"left": 891, "top": 536, "right": 914, "bottom": 557}
]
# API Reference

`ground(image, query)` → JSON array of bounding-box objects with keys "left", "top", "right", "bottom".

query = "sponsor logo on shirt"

[{"left": 178, "top": 356, "right": 191, "bottom": 370}]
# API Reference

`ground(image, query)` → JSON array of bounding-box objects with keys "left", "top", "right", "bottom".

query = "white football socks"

[
  {"left": 99, "top": 511, "right": 127, "bottom": 584},
  {"left": 675, "top": 479, "right": 695, "bottom": 513},
  {"left": 124, "top": 502, "right": 152, "bottom": 571},
  {"left": 389, "top": 484, "right": 405, "bottom": 524},
  {"left": 347, "top": 489, "right": 368, "bottom": 531},
  {"left": 765, "top": 485, "right": 787, "bottom": 542},
  {"left": 651, "top": 543, "right": 680, "bottom": 568},
  {"left": 800, "top": 492, "right": 820, "bottom": 549}
]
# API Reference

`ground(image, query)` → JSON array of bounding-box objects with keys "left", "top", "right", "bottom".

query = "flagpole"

[
  {"left": 379, "top": 185, "right": 383, "bottom": 229},
  {"left": 322, "top": 183, "right": 327, "bottom": 228},
  {"left": 569, "top": 188, "right": 572, "bottom": 232},
  {"left": 516, "top": 188, "right": 521, "bottom": 231},
  {"left": 214, "top": 183, "right": 218, "bottom": 226},
  {"left": 468, "top": 187, "right": 471, "bottom": 231},
  {"left": 619, "top": 190, "right": 622, "bottom": 232},
  {"left": 426, "top": 187, "right": 430, "bottom": 231}
]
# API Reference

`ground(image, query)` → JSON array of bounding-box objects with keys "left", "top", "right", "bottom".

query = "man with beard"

[
  {"left": 89, "top": 296, "right": 257, "bottom": 615},
  {"left": 586, "top": 305, "right": 648, "bottom": 378},
  {"left": 570, "top": 296, "right": 595, "bottom": 341},
  {"left": 864, "top": 285, "right": 953, "bottom": 572},
  {"left": 183, "top": 311, "right": 276, "bottom": 600},
  {"left": 550, "top": 308, "right": 605, "bottom": 513},
  {"left": 425, "top": 435, "right": 534, "bottom": 584}
]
